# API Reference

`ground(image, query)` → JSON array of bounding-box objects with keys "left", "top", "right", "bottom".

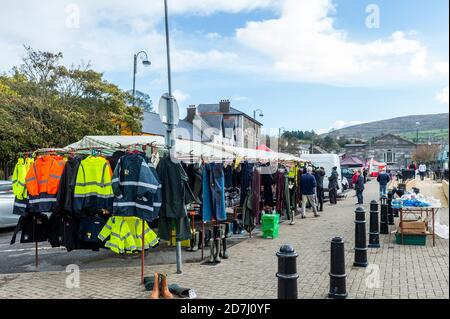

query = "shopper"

[
  {"left": 301, "top": 166, "right": 319, "bottom": 218},
  {"left": 377, "top": 168, "right": 391, "bottom": 198},
  {"left": 409, "top": 162, "right": 417, "bottom": 179},
  {"left": 354, "top": 169, "right": 365, "bottom": 205},
  {"left": 314, "top": 167, "right": 326, "bottom": 212},
  {"left": 363, "top": 168, "right": 368, "bottom": 184},
  {"left": 419, "top": 162, "right": 427, "bottom": 181},
  {"left": 351, "top": 170, "right": 359, "bottom": 188},
  {"left": 328, "top": 167, "right": 339, "bottom": 205}
]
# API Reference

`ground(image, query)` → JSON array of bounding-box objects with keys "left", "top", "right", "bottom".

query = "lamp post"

[
  {"left": 279, "top": 127, "right": 286, "bottom": 153},
  {"left": 163, "top": 0, "right": 182, "bottom": 274},
  {"left": 132, "top": 51, "right": 151, "bottom": 105},
  {"left": 253, "top": 109, "right": 264, "bottom": 120},
  {"left": 415, "top": 121, "right": 421, "bottom": 144}
]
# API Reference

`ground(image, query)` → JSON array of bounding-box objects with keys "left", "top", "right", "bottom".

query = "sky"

[{"left": 0, "top": 0, "right": 448, "bottom": 134}]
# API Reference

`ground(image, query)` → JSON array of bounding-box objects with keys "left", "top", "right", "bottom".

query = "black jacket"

[
  {"left": 314, "top": 169, "right": 325, "bottom": 189},
  {"left": 56, "top": 157, "right": 81, "bottom": 214},
  {"left": 328, "top": 170, "right": 339, "bottom": 190},
  {"left": 355, "top": 176, "right": 365, "bottom": 191},
  {"left": 10, "top": 213, "right": 49, "bottom": 244},
  {"left": 48, "top": 213, "right": 79, "bottom": 251}
]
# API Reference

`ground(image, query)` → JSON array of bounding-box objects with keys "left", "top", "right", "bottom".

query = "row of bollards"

[{"left": 277, "top": 191, "right": 400, "bottom": 299}]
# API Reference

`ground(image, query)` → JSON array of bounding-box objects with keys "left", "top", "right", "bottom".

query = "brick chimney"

[
  {"left": 186, "top": 105, "right": 197, "bottom": 123},
  {"left": 219, "top": 99, "right": 230, "bottom": 113}
]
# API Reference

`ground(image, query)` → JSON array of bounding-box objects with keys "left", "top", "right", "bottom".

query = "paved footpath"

[{"left": 0, "top": 179, "right": 448, "bottom": 299}]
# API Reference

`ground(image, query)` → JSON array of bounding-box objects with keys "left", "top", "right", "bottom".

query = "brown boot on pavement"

[
  {"left": 160, "top": 274, "right": 174, "bottom": 299},
  {"left": 149, "top": 273, "right": 160, "bottom": 299}
]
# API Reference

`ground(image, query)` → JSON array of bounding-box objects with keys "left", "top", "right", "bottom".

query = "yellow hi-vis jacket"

[
  {"left": 98, "top": 216, "right": 137, "bottom": 254},
  {"left": 12, "top": 157, "right": 34, "bottom": 200},
  {"left": 123, "top": 217, "right": 159, "bottom": 251}
]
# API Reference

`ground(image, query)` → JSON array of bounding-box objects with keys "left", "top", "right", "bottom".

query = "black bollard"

[
  {"left": 368, "top": 201, "right": 381, "bottom": 248},
  {"left": 276, "top": 245, "right": 299, "bottom": 299},
  {"left": 380, "top": 196, "right": 389, "bottom": 235},
  {"left": 387, "top": 191, "right": 395, "bottom": 226},
  {"left": 329, "top": 237, "right": 348, "bottom": 299},
  {"left": 354, "top": 207, "right": 368, "bottom": 267}
]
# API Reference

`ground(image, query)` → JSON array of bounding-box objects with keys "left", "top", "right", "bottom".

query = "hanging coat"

[
  {"left": 10, "top": 213, "right": 49, "bottom": 244},
  {"left": 156, "top": 156, "right": 194, "bottom": 241},
  {"left": 251, "top": 167, "right": 262, "bottom": 223},
  {"left": 55, "top": 157, "right": 81, "bottom": 214},
  {"left": 202, "top": 163, "right": 226, "bottom": 222},
  {"left": 48, "top": 213, "right": 79, "bottom": 251},
  {"left": 26, "top": 155, "right": 65, "bottom": 213},
  {"left": 12, "top": 157, "right": 34, "bottom": 216},
  {"left": 112, "top": 153, "right": 161, "bottom": 221},
  {"left": 239, "top": 161, "right": 253, "bottom": 207}
]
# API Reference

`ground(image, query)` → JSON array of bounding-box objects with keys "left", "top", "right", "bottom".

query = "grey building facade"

[{"left": 344, "top": 134, "right": 417, "bottom": 170}]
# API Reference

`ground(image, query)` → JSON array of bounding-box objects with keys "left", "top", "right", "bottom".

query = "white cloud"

[
  {"left": 317, "top": 120, "right": 367, "bottom": 135},
  {"left": 173, "top": 89, "right": 190, "bottom": 103},
  {"left": 235, "top": 0, "right": 438, "bottom": 85},
  {"left": 436, "top": 86, "right": 449, "bottom": 104}
]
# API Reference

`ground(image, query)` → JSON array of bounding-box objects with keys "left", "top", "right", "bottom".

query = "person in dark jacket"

[
  {"left": 354, "top": 169, "right": 365, "bottom": 205},
  {"left": 377, "top": 168, "right": 391, "bottom": 198},
  {"left": 301, "top": 167, "right": 319, "bottom": 218},
  {"left": 328, "top": 167, "right": 339, "bottom": 205},
  {"left": 314, "top": 167, "right": 325, "bottom": 212}
]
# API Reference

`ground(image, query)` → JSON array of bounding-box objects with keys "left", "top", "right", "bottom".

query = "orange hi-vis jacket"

[{"left": 25, "top": 155, "right": 65, "bottom": 212}]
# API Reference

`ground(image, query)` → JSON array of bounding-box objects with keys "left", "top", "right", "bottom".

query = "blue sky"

[{"left": 1, "top": 0, "right": 448, "bottom": 134}]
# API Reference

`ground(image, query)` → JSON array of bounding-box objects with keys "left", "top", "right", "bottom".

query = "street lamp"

[
  {"left": 415, "top": 121, "right": 421, "bottom": 144},
  {"left": 253, "top": 109, "right": 264, "bottom": 120},
  {"left": 132, "top": 51, "right": 151, "bottom": 105}
]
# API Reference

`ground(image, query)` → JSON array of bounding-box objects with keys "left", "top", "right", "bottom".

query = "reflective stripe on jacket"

[
  {"left": 73, "top": 156, "right": 114, "bottom": 214},
  {"left": 25, "top": 155, "right": 65, "bottom": 213},
  {"left": 98, "top": 216, "right": 137, "bottom": 254}
]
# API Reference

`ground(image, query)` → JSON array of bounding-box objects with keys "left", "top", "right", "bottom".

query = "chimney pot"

[{"left": 219, "top": 99, "right": 230, "bottom": 113}]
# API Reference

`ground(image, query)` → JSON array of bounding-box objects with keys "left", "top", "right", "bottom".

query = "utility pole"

[{"left": 163, "top": 0, "right": 182, "bottom": 274}]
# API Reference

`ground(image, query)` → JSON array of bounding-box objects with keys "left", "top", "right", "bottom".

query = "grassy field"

[{"left": 400, "top": 128, "right": 449, "bottom": 143}]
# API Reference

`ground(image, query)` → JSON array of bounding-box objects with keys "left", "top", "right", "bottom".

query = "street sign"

[{"left": 159, "top": 93, "right": 179, "bottom": 126}]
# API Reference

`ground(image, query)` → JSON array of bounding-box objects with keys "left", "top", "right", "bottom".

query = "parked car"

[
  {"left": 0, "top": 181, "right": 19, "bottom": 228},
  {"left": 341, "top": 168, "right": 355, "bottom": 188}
]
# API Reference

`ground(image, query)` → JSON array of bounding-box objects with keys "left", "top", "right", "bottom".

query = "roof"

[
  {"left": 340, "top": 155, "right": 364, "bottom": 167},
  {"left": 142, "top": 112, "right": 212, "bottom": 142},
  {"left": 345, "top": 144, "right": 367, "bottom": 147},
  {"left": 197, "top": 103, "right": 263, "bottom": 126},
  {"left": 373, "top": 133, "right": 416, "bottom": 145}
]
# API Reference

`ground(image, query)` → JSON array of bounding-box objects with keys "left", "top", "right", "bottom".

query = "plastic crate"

[
  {"left": 395, "top": 233, "right": 427, "bottom": 246},
  {"left": 261, "top": 214, "right": 280, "bottom": 229},
  {"left": 262, "top": 228, "right": 279, "bottom": 239}
]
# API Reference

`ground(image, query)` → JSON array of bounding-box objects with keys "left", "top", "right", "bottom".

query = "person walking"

[
  {"left": 314, "top": 167, "right": 326, "bottom": 212},
  {"left": 419, "top": 162, "right": 427, "bottom": 181},
  {"left": 377, "top": 168, "right": 391, "bottom": 198},
  {"left": 328, "top": 166, "right": 339, "bottom": 205},
  {"left": 409, "top": 162, "right": 417, "bottom": 179},
  {"left": 354, "top": 169, "right": 365, "bottom": 205},
  {"left": 301, "top": 166, "right": 319, "bottom": 218},
  {"left": 363, "top": 167, "right": 368, "bottom": 184}
]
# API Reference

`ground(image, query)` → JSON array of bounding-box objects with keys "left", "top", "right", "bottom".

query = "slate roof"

[{"left": 197, "top": 103, "right": 263, "bottom": 126}]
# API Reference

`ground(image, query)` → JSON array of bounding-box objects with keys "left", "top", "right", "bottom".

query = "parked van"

[{"left": 299, "top": 154, "right": 343, "bottom": 195}]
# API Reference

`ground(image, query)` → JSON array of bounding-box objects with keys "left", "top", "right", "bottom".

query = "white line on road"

[{"left": 0, "top": 247, "right": 66, "bottom": 253}]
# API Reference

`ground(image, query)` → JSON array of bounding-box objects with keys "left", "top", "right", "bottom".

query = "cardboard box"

[{"left": 399, "top": 221, "right": 427, "bottom": 235}]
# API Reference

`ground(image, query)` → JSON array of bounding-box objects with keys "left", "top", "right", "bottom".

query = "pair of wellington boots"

[
  {"left": 187, "top": 231, "right": 200, "bottom": 252},
  {"left": 149, "top": 273, "right": 173, "bottom": 299},
  {"left": 208, "top": 226, "right": 229, "bottom": 263}
]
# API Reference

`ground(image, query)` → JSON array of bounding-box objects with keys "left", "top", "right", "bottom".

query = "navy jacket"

[
  {"left": 112, "top": 153, "right": 161, "bottom": 221},
  {"left": 301, "top": 173, "right": 317, "bottom": 196},
  {"left": 377, "top": 173, "right": 391, "bottom": 186},
  {"left": 355, "top": 176, "right": 365, "bottom": 191}
]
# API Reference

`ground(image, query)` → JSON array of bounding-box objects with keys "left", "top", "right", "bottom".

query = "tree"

[
  {"left": 128, "top": 90, "right": 154, "bottom": 112},
  {"left": 0, "top": 46, "right": 142, "bottom": 160},
  {"left": 412, "top": 144, "right": 440, "bottom": 163}
]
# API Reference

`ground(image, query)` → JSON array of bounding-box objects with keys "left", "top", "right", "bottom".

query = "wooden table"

[{"left": 399, "top": 207, "right": 439, "bottom": 247}]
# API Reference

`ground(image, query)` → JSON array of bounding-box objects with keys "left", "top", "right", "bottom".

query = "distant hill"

[{"left": 323, "top": 113, "right": 449, "bottom": 141}]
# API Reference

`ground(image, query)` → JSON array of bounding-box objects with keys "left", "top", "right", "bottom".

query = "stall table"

[{"left": 398, "top": 207, "right": 440, "bottom": 247}]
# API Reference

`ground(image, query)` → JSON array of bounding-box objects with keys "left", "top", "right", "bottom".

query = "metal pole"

[
  {"left": 133, "top": 54, "right": 137, "bottom": 105},
  {"left": 141, "top": 219, "right": 145, "bottom": 284},
  {"left": 164, "top": 0, "right": 182, "bottom": 274}
]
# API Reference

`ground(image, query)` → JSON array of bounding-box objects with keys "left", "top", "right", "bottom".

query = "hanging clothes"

[
  {"left": 108, "top": 151, "right": 126, "bottom": 172},
  {"left": 78, "top": 215, "right": 106, "bottom": 250},
  {"left": 112, "top": 153, "right": 161, "bottom": 221},
  {"left": 261, "top": 163, "right": 274, "bottom": 207},
  {"left": 12, "top": 157, "right": 34, "bottom": 216},
  {"left": 252, "top": 167, "right": 262, "bottom": 224},
  {"left": 10, "top": 213, "right": 49, "bottom": 244},
  {"left": 242, "top": 190, "right": 255, "bottom": 233},
  {"left": 98, "top": 216, "right": 137, "bottom": 254},
  {"left": 48, "top": 213, "right": 79, "bottom": 252},
  {"left": 202, "top": 163, "right": 226, "bottom": 222},
  {"left": 123, "top": 217, "right": 159, "bottom": 250},
  {"left": 73, "top": 156, "right": 114, "bottom": 214},
  {"left": 224, "top": 164, "right": 233, "bottom": 189},
  {"left": 55, "top": 156, "right": 81, "bottom": 214},
  {"left": 156, "top": 155, "right": 195, "bottom": 242},
  {"left": 25, "top": 155, "right": 65, "bottom": 213},
  {"left": 239, "top": 161, "right": 253, "bottom": 207}
]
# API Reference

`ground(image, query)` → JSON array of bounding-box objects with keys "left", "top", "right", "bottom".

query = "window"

[{"left": 385, "top": 150, "right": 395, "bottom": 163}]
